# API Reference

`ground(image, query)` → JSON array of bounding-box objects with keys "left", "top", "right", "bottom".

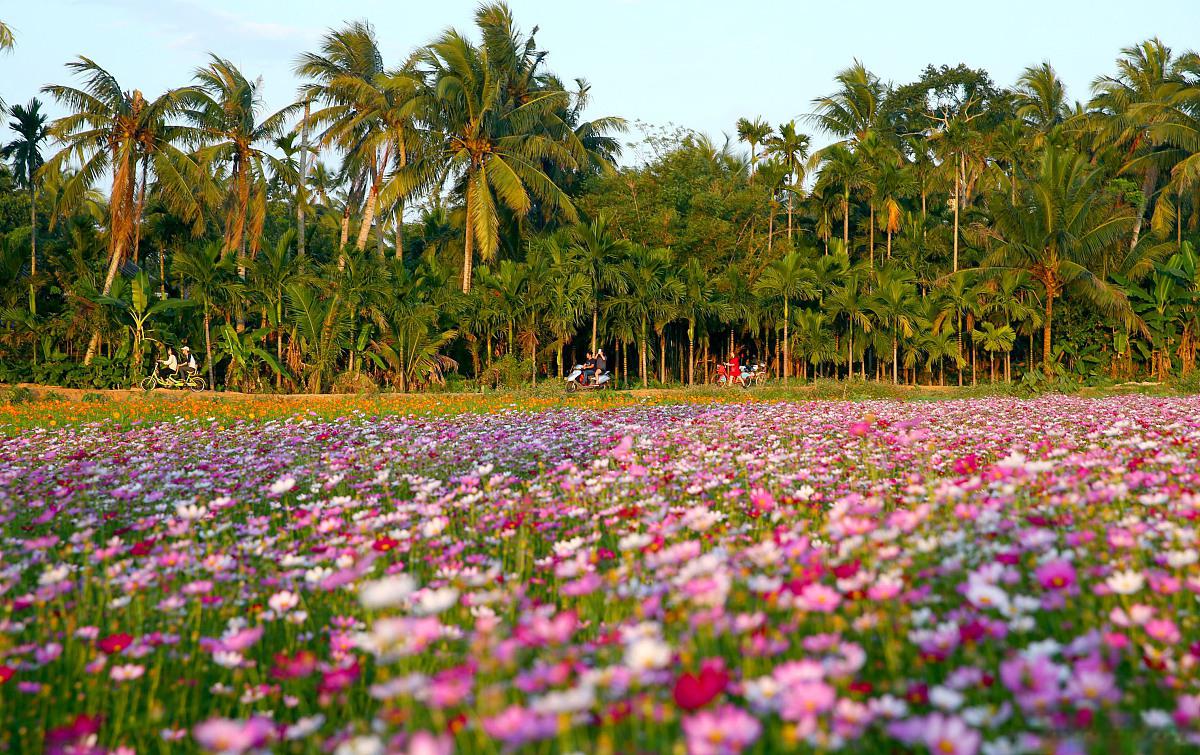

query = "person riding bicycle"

[
  {"left": 157, "top": 347, "right": 179, "bottom": 380},
  {"left": 179, "top": 346, "right": 198, "bottom": 380}
]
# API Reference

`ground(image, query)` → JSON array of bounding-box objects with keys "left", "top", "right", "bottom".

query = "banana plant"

[
  {"left": 97, "top": 271, "right": 195, "bottom": 380},
  {"left": 214, "top": 324, "right": 289, "bottom": 392}
]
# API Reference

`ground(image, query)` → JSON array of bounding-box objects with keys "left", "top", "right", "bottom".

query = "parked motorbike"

[
  {"left": 565, "top": 364, "right": 612, "bottom": 391},
  {"left": 715, "top": 362, "right": 765, "bottom": 388}
]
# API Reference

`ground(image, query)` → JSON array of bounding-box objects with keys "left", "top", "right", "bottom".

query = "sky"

[{"left": 4, "top": 0, "right": 1200, "bottom": 161}]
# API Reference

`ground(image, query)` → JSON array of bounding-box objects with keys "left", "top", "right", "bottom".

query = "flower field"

[{"left": 2, "top": 395, "right": 1200, "bottom": 754}]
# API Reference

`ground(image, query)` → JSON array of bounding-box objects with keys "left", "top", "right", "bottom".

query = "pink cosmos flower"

[
  {"left": 922, "top": 713, "right": 980, "bottom": 755},
  {"left": 796, "top": 583, "right": 841, "bottom": 612},
  {"left": 192, "top": 716, "right": 273, "bottom": 754},
  {"left": 780, "top": 680, "right": 836, "bottom": 721},
  {"left": 1035, "top": 560, "right": 1076, "bottom": 591},
  {"left": 681, "top": 704, "right": 761, "bottom": 755},
  {"left": 481, "top": 705, "right": 556, "bottom": 747}
]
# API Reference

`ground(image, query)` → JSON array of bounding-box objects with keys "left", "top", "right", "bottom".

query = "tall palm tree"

[
  {"left": 869, "top": 267, "right": 919, "bottom": 384},
  {"left": 754, "top": 250, "right": 818, "bottom": 382},
  {"left": 678, "top": 257, "right": 727, "bottom": 385},
  {"left": 418, "top": 4, "right": 585, "bottom": 293},
  {"left": 43, "top": 58, "right": 204, "bottom": 363},
  {"left": 2, "top": 99, "right": 49, "bottom": 303},
  {"left": 815, "top": 144, "right": 869, "bottom": 254},
  {"left": 736, "top": 117, "right": 772, "bottom": 174},
  {"left": 614, "top": 245, "right": 682, "bottom": 386},
  {"left": 871, "top": 158, "right": 915, "bottom": 263},
  {"left": 1091, "top": 39, "right": 1187, "bottom": 252},
  {"left": 1015, "top": 62, "right": 1069, "bottom": 137},
  {"left": 811, "top": 60, "right": 886, "bottom": 144},
  {"left": 828, "top": 272, "right": 873, "bottom": 379},
  {"left": 570, "top": 212, "right": 629, "bottom": 350},
  {"left": 984, "top": 148, "right": 1136, "bottom": 375},
  {"left": 179, "top": 56, "right": 298, "bottom": 264},
  {"left": 763, "top": 121, "right": 810, "bottom": 240},
  {"left": 298, "top": 21, "right": 423, "bottom": 256}
]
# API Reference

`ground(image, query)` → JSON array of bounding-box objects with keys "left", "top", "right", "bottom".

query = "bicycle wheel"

[
  {"left": 188, "top": 376, "right": 206, "bottom": 393},
  {"left": 140, "top": 376, "right": 156, "bottom": 392}
]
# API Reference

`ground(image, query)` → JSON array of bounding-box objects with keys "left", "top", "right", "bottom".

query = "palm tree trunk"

[
  {"left": 395, "top": 208, "right": 404, "bottom": 260},
  {"left": 782, "top": 300, "right": 790, "bottom": 382},
  {"left": 204, "top": 310, "right": 214, "bottom": 389},
  {"left": 338, "top": 209, "right": 351, "bottom": 270},
  {"left": 298, "top": 102, "right": 309, "bottom": 258},
  {"left": 1042, "top": 291, "right": 1054, "bottom": 377},
  {"left": 787, "top": 192, "right": 793, "bottom": 240},
  {"left": 869, "top": 205, "right": 875, "bottom": 268},
  {"left": 1129, "top": 167, "right": 1158, "bottom": 252},
  {"left": 640, "top": 319, "right": 648, "bottom": 388},
  {"left": 688, "top": 321, "right": 695, "bottom": 386},
  {"left": 953, "top": 154, "right": 961, "bottom": 273},
  {"left": 892, "top": 335, "right": 898, "bottom": 384},
  {"left": 659, "top": 331, "right": 666, "bottom": 384},
  {"left": 462, "top": 184, "right": 475, "bottom": 294},
  {"left": 28, "top": 184, "right": 37, "bottom": 315},
  {"left": 133, "top": 157, "right": 148, "bottom": 266},
  {"left": 592, "top": 306, "right": 598, "bottom": 352},
  {"left": 356, "top": 182, "right": 379, "bottom": 252},
  {"left": 842, "top": 193, "right": 850, "bottom": 250}
]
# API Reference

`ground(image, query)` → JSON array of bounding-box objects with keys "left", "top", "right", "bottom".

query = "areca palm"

[
  {"left": 529, "top": 235, "right": 590, "bottom": 377},
  {"left": 811, "top": 60, "right": 886, "bottom": 144},
  {"left": 869, "top": 267, "right": 919, "bottom": 384},
  {"left": 614, "top": 245, "right": 682, "bottom": 387},
  {"left": 418, "top": 5, "right": 585, "bottom": 293},
  {"left": 570, "top": 212, "right": 629, "bottom": 350},
  {"left": 2, "top": 99, "right": 49, "bottom": 303},
  {"left": 871, "top": 158, "right": 915, "bottom": 263},
  {"left": 815, "top": 144, "right": 869, "bottom": 253},
  {"left": 678, "top": 257, "right": 727, "bottom": 385},
  {"left": 764, "top": 121, "right": 810, "bottom": 240},
  {"left": 43, "top": 57, "right": 206, "bottom": 363},
  {"left": 247, "top": 231, "right": 314, "bottom": 389},
  {"left": 754, "top": 250, "right": 819, "bottom": 381},
  {"left": 828, "top": 273, "right": 872, "bottom": 379},
  {"left": 179, "top": 56, "right": 298, "bottom": 263},
  {"left": 174, "top": 242, "right": 238, "bottom": 388},
  {"left": 971, "top": 321, "right": 1016, "bottom": 382},
  {"left": 984, "top": 148, "right": 1136, "bottom": 375}
]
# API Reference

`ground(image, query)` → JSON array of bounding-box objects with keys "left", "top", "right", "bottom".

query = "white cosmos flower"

[
  {"left": 624, "top": 637, "right": 672, "bottom": 672},
  {"left": 1106, "top": 569, "right": 1145, "bottom": 595},
  {"left": 269, "top": 477, "right": 296, "bottom": 495},
  {"left": 359, "top": 574, "right": 418, "bottom": 610},
  {"left": 268, "top": 590, "right": 299, "bottom": 613},
  {"left": 412, "top": 587, "right": 458, "bottom": 615}
]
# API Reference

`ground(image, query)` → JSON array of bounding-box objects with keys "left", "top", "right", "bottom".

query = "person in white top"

[
  {"left": 158, "top": 347, "right": 179, "bottom": 379},
  {"left": 180, "top": 346, "right": 198, "bottom": 378}
]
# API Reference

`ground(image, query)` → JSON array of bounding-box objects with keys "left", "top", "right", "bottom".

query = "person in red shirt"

[{"left": 728, "top": 350, "right": 741, "bottom": 384}]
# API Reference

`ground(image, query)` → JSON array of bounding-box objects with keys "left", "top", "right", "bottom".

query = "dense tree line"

[{"left": 2, "top": 9, "right": 1200, "bottom": 392}]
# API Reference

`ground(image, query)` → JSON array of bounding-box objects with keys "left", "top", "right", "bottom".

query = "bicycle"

[{"left": 139, "top": 371, "right": 206, "bottom": 392}]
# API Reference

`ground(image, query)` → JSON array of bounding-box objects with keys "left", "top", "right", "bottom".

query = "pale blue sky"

[{"left": 4, "top": 0, "right": 1200, "bottom": 158}]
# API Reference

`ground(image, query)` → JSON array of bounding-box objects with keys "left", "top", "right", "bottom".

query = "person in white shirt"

[
  {"left": 180, "top": 346, "right": 198, "bottom": 378},
  {"left": 158, "top": 348, "right": 179, "bottom": 379}
]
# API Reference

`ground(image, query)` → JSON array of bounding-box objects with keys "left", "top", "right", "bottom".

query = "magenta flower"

[
  {"left": 1035, "top": 560, "right": 1076, "bottom": 591},
  {"left": 192, "top": 716, "right": 273, "bottom": 754},
  {"left": 682, "top": 704, "right": 761, "bottom": 755}
]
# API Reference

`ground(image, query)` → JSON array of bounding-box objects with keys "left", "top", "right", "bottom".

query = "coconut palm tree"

[
  {"left": 828, "top": 272, "right": 873, "bottom": 379},
  {"left": 1015, "top": 62, "right": 1070, "bottom": 137},
  {"left": 1091, "top": 39, "right": 1187, "bottom": 252},
  {"left": 418, "top": 4, "right": 584, "bottom": 293},
  {"left": 43, "top": 58, "right": 205, "bottom": 363},
  {"left": 178, "top": 56, "right": 298, "bottom": 264},
  {"left": 984, "top": 148, "right": 1136, "bottom": 375},
  {"left": 754, "top": 250, "right": 819, "bottom": 382},
  {"left": 297, "top": 21, "right": 423, "bottom": 256},
  {"left": 2, "top": 99, "right": 48, "bottom": 305},
  {"left": 811, "top": 60, "right": 886, "bottom": 144},
  {"left": 0, "top": 20, "right": 13, "bottom": 51}
]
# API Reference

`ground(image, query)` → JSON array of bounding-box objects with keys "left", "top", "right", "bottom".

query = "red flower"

[
  {"left": 848, "top": 680, "right": 874, "bottom": 696},
  {"left": 130, "top": 538, "right": 155, "bottom": 557},
  {"left": 47, "top": 714, "right": 102, "bottom": 748},
  {"left": 97, "top": 633, "right": 133, "bottom": 655},
  {"left": 672, "top": 660, "right": 729, "bottom": 711},
  {"left": 272, "top": 650, "right": 317, "bottom": 680},
  {"left": 0, "top": 665, "right": 13, "bottom": 684},
  {"left": 372, "top": 536, "right": 399, "bottom": 553}
]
